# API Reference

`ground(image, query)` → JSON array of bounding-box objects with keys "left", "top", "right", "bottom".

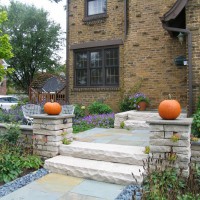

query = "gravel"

[
  {"left": 115, "top": 185, "right": 142, "bottom": 200},
  {"left": 0, "top": 168, "right": 49, "bottom": 198}
]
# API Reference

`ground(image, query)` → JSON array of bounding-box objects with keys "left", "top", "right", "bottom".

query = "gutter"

[
  {"left": 66, "top": 0, "right": 70, "bottom": 103},
  {"left": 163, "top": 25, "right": 193, "bottom": 117}
]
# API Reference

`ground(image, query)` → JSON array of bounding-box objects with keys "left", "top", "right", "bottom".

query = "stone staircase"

[
  {"left": 114, "top": 110, "right": 187, "bottom": 130},
  {"left": 44, "top": 141, "right": 147, "bottom": 185}
]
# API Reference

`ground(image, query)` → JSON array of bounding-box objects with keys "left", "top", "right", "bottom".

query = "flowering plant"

[{"left": 129, "top": 92, "right": 150, "bottom": 109}]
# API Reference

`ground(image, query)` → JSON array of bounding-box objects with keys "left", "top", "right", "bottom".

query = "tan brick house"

[{"left": 66, "top": 0, "right": 200, "bottom": 116}]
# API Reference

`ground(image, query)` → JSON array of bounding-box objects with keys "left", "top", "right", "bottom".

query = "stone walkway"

[
  {"left": 74, "top": 128, "right": 150, "bottom": 147},
  {"left": 1, "top": 174, "right": 125, "bottom": 200},
  {"left": 1, "top": 128, "right": 150, "bottom": 200}
]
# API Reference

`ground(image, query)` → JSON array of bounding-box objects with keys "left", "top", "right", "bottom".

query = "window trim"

[
  {"left": 84, "top": 0, "right": 107, "bottom": 21},
  {"left": 74, "top": 46, "right": 120, "bottom": 88}
]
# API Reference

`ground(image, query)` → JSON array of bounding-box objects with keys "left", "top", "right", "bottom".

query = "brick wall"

[
  {"left": 124, "top": 0, "right": 187, "bottom": 109},
  {"left": 68, "top": 0, "right": 189, "bottom": 112},
  {"left": 186, "top": 1, "right": 200, "bottom": 112},
  {"left": 68, "top": 0, "right": 124, "bottom": 111}
]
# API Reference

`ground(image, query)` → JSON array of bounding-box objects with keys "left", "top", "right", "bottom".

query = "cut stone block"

[
  {"left": 164, "top": 125, "right": 191, "bottom": 133},
  {"left": 124, "top": 120, "right": 149, "bottom": 130},
  {"left": 44, "top": 155, "right": 144, "bottom": 185},
  {"left": 191, "top": 150, "right": 200, "bottom": 157},
  {"left": 150, "top": 125, "right": 164, "bottom": 131},
  {"left": 191, "top": 157, "right": 200, "bottom": 162},
  {"left": 150, "top": 139, "right": 190, "bottom": 147},
  {"left": 59, "top": 141, "right": 148, "bottom": 166},
  {"left": 34, "top": 150, "right": 59, "bottom": 158},
  {"left": 150, "top": 146, "right": 171, "bottom": 153},
  {"left": 150, "top": 131, "right": 165, "bottom": 139},
  {"left": 173, "top": 146, "right": 191, "bottom": 155},
  {"left": 33, "top": 129, "right": 63, "bottom": 136},
  {"left": 165, "top": 131, "right": 189, "bottom": 140},
  {"left": 47, "top": 135, "right": 63, "bottom": 142}
]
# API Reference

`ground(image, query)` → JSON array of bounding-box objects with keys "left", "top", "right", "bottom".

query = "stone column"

[
  {"left": 147, "top": 118, "right": 192, "bottom": 174},
  {"left": 32, "top": 114, "right": 74, "bottom": 159}
]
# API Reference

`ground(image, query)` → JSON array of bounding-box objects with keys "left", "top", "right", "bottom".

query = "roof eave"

[{"left": 160, "top": 0, "right": 188, "bottom": 23}]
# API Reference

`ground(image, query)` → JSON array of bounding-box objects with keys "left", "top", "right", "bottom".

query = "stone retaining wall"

[
  {"left": 0, "top": 123, "right": 33, "bottom": 146},
  {"left": 114, "top": 111, "right": 187, "bottom": 130}
]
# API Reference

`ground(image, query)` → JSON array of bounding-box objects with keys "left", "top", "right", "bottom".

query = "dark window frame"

[
  {"left": 74, "top": 46, "right": 119, "bottom": 88},
  {"left": 84, "top": 0, "right": 107, "bottom": 21}
]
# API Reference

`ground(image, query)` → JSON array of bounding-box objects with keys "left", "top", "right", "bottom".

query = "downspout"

[
  {"left": 163, "top": 25, "right": 193, "bottom": 117},
  {"left": 124, "top": 0, "right": 127, "bottom": 37},
  {"left": 66, "top": 0, "right": 69, "bottom": 103}
]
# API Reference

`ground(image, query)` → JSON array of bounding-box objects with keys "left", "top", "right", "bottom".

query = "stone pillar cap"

[
  {"left": 31, "top": 114, "right": 75, "bottom": 119},
  {"left": 147, "top": 118, "right": 193, "bottom": 125}
]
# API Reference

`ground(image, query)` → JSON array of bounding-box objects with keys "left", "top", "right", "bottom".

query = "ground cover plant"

[
  {"left": 0, "top": 123, "right": 43, "bottom": 184},
  {"left": 73, "top": 101, "right": 114, "bottom": 133},
  {"left": 73, "top": 113, "right": 115, "bottom": 133}
]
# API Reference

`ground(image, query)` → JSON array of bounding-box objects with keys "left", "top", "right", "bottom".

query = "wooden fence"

[{"left": 29, "top": 88, "right": 66, "bottom": 105}]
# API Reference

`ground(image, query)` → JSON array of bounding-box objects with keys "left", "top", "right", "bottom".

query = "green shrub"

[
  {"left": 0, "top": 123, "right": 43, "bottom": 184},
  {"left": 0, "top": 123, "right": 21, "bottom": 144},
  {"left": 192, "top": 110, "right": 200, "bottom": 138},
  {"left": 74, "top": 104, "right": 86, "bottom": 119},
  {"left": 20, "top": 155, "right": 43, "bottom": 169},
  {"left": 0, "top": 144, "right": 22, "bottom": 183},
  {"left": 88, "top": 101, "right": 112, "bottom": 114},
  {"left": 119, "top": 97, "right": 131, "bottom": 112}
]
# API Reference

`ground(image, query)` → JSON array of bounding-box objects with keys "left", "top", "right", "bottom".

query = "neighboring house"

[
  {"left": 66, "top": 0, "right": 199, "bottom": 115},
  {"left": 30, "top": 73, "right": 66, "bottom": 104},
  {"left": 0, "top": 59, "right": 9, "bottom": 95}
]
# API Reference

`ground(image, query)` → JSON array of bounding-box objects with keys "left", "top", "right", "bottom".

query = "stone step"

[
  {"left": 124, "top": 120, "right": 150, "bottom": 130},
  {"left": 127, "top": 111, "right": 187, "bottom": 121},
  {"left": 114, "top": 111, "right": 187, "bottom": 129},
  {"left": 44, "top": 155, "right": 144, "bottom": 185},
  {"left": 59, "top": 141, "right": 148, "bottom": 166}
]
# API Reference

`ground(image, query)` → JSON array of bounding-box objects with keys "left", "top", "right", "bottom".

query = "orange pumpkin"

[
  {"left": 44, "top": 101, "right": 62, "bottom": 115},
  {"left": 158, "top": 98, "right": 181, "bottom": 120}
]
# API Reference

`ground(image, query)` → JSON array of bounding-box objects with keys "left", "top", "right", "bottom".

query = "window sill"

[
  {"left": 83, "top": 14, "right": 108, "bottom": 24},
  {"left": 72, "top": 87, "right": 120, "bottom": 92}
]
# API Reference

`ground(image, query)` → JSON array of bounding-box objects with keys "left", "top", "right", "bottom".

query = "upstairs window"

[
  {"left": 75, "top": 47, "right": 119, "bottom": 87},
  {"left": 87, "top": 0, "right": 106, "bottom": 16}
]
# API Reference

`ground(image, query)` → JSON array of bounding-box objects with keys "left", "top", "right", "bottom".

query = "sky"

[{"left": 0, "top": 0, "right": 67, "bottom": 63}]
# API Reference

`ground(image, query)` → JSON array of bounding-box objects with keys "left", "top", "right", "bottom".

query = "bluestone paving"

[
  {"left": 75, "top": 128, "right": 150, "bottom": 146},
  {"left": 1, "top": 173, "right": 125, "bottom": 200},
  {"left": 70, "top": 180, "right": 124, "bottom": 200},
  {"left": 58, "top": 192, "right": 105, "bottom": 200}
]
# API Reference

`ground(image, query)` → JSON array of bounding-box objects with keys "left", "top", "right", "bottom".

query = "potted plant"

[{"left": 129, "top": 92, "right": 150, "bottom": 111}]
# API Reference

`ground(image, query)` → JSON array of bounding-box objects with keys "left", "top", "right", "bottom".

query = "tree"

[
  {"left": 0, "top": 11, "right": 13, "bottom": 81},
  {"left": 3, "top": 1, "right": 63, "bottom": 92}
]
